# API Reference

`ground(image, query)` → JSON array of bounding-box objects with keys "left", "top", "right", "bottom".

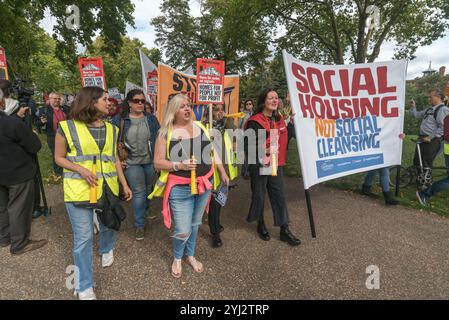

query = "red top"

[
  {"left": 246, "top": 112, "right": 288, "bottom": 166},
  {"left": 52, "top": 107, "right": 67, "bottom": 131}
]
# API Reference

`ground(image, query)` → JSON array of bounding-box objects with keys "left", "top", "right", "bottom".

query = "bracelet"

[{"left": 172, "top": 162, "right": 179, "bottom": 172}]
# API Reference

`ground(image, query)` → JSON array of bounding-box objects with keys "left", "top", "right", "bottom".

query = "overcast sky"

[{"left": 40, "top": 0, "right": 449, "bottom": 80}]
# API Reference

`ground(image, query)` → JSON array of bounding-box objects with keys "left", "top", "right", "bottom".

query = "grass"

[
  {"left": 36, "top": 134, "right": 62, "bottom": 185},
  {"left": 284, "top": 136, "right": 449, "bottom": 217}
]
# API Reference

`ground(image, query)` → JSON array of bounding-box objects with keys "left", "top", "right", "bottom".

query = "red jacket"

[{"left": 245, "top": 112, "right": 288, "bottom": 166}]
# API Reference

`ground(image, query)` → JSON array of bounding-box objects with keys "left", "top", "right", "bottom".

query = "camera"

[{"left": 12, "top": 79, "right": 34, "bottom": 106}]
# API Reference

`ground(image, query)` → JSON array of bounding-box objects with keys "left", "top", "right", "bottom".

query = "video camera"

[{"left": 12, "top": 79, "right": 34, "bottom": 106}]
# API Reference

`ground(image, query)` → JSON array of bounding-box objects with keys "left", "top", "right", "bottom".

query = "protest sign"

[
  {"left": 196, "top": 58, "right": 225, "bottom": 104},
  {"left": 78, "top": 57, "right": 106, "bottom": 90},
  {"left": 139, "top": 49, "right": 158, "bottom": 98},
  {"left": 108, "top": 87, "right": 121, "bottom": 100},
  {"left": 283, "top": 50, "right": 407, "bottom": 189},
  {"left": 0, "top": 47, "right": 9, "bottom": 80},
  {"left": 157, "top": 63, "right": 239, "bottom": 122}
]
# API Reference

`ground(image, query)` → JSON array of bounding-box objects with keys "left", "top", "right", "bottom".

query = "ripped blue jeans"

[{"left": 169, "top": 184, "right": 211, "bottom": 260}]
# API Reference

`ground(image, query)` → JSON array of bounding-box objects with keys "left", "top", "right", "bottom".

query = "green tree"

[
  {"left": 151, "top": 0, "right": 271, "bottom": 73},
  {"left": 0, "top": 0, "right": 135, "bottom": 79},
  {"left": 87, "top": 36, "right": 162, "bottom": 92},
  {"left": 246, "top": 0, "right": 449, "bottom": 64}
]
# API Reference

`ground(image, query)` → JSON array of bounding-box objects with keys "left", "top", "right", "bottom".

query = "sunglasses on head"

[{"left": 130, "top": 99, "right": 146, "bottom": 105}]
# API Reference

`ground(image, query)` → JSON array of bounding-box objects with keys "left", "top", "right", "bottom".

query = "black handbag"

[{"left": 95, "top": 183, "right": 126, "bottom": 231}]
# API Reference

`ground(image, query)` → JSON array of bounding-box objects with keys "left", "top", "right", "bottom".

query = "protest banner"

[
  {"left": 196, "top": 58, "right": 225, "bottom": 104},
  {"left": 78, "top": 57, "right": 106, "bottom": 90},
  {"left": 283, "top": 50, "right": 407, "bottom": 237},
  {"left": 0, "top": 47, "right": 9, "bottom": 80},
  {"left": 108, "top": 87, "right": 121, "bottom": 100},
  {"left": 139, "top": 49, "right": 158, "bottom": 99},
  {"left": 283, "top": 50, "right": 407, "bottom": 188},
  {"left": 157, "top": 63, "right": 239, "bottom": 122}
]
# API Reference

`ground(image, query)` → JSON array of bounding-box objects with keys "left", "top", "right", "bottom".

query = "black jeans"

[
  {"left": 47, "top": 135, "right": 62, "bottom": 176},
  {"left": 0, "top": 179, "right": 34, "bottom": 253},
  {"left": 208, "top": 197, "right": 223, "bottom": 235},
  {"left": 413, "top": 137, "right": 441, "bottom": 168},
  {"left": 247, "top": 165, "right": 289, "bottom": 227}
]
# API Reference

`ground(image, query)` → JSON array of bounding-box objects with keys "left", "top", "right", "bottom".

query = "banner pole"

[
  {"left": 395, "top": 165, "right": 400, "bottom": 197},
  {"left": 304, "top": 189, "right": 316, "bottom": 238}
]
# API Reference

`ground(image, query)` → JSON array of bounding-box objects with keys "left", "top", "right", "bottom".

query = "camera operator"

[
  {"left": 0, "top": 87, "right": 47, "bottom": 255},
  {"left": 37, "top": 92, "right": 69, "bottom": 177}
]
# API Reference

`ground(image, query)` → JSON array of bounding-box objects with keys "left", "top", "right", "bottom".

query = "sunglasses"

[{"left": 130, "top": 99, "right": 146, "bottom": 105}]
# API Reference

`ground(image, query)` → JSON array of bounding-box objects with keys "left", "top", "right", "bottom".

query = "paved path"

[{"left": 1, "top": 177, "right": 449, "bottom": 300}]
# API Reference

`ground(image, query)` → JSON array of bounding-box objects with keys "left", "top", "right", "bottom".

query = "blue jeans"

[
  {"left": 363, "top": 167, "right": 390, "bottom": 192},
  {"left": 65, "top": 203, "right": 117, "bottom": 292},
  {"left": 169, "top": 184, "right": 211, "bottom": 260},
  {"left": 124, "top": 163, "right": 155, "bottom": 229},
  {"left": 424, "top": 155, "right": 449, "bottom": 197}
]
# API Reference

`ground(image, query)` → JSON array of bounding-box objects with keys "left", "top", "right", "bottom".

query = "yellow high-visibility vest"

[
  {"left": 149, "top": 121, "right": 216, "bottom": 199},
  {"left": 59, "top": 120, "right": 119, "bottom": 202},
  {"left": 444, "top": 143, "right": 449, "bottom": 155},
  {"left": 224, "top": 130, "right": 238, "bottom": 181}
]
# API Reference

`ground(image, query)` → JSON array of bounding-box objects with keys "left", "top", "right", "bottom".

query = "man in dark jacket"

[
  {"left": 0, "top": 95, "right": 48, "bottom": 255},
  {"left": 37, "top": 92, "right": 69, "bottom": 176}
]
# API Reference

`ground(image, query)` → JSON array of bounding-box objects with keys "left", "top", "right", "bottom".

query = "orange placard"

[{"left": 157, "top": 63, "right": 239, "bottom": 122}]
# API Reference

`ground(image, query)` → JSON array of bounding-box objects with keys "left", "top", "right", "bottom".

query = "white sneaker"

[
  {"left": 77, "top": 287, "right": 97, "bottom": 300},
  {"left": 102, "top": 250, "right": 114, "bottom": 268}
]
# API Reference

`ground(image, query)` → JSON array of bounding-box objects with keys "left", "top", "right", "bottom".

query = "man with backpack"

[
  {"left": 409, "top": 89, "right": 449, "bottom": 171},
  {"left": 416, "top": 95, "right": 449, "bottom": 205}
]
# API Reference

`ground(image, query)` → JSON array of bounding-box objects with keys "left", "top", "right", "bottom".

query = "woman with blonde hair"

[{"left": 150, "top": 94, "right": 229, "bottom": 278}]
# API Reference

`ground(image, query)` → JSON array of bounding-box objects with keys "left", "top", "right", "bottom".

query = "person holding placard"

[
  {"left": 150, "top": 94, "right": 229, "bottom": 278},
  {"left": 244, "top": 88, "right": 301, "bottom": 246},
  {"left": 203, "top": 103, "right": 238, "bottom": 248}
]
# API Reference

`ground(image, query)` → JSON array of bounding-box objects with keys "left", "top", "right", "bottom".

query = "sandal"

[
  {"left": 186, "top": 256, "right": 204, "bottom": 273},
  {"left": 171, "top": 259, "right": 182, "bottom": 278}
]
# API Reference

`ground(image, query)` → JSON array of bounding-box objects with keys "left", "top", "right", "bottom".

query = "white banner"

[
  {"left": 125, "top": 80, "right": 143, "bottom": 96},
  {"left": 283, "top": 50, "right": 407, "bottom": 189},
  {"left": 139, "top": 49, "right": 157, "bottom": 100}
]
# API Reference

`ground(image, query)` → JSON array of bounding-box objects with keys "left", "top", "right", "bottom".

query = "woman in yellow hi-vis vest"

[
  {"left": 55, "top": 87, "right": 132, "bottom": 300},
  {"left": 151, "top": 94, "right": 229, "bottom": 278}
]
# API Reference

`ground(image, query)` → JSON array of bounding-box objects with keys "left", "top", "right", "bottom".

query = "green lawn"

[
  {"left": 284, "top": 136, "right": 449, "bottom": 217},
  {"left": 36, "top": 134, "right": 62, "bottom": 185}
]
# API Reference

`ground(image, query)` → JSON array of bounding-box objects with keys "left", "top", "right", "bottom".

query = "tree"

[
  {"left": 244, "top": 0, "right": 449, "bottom": 64},
  {"left": 87, "top": 36, "right": 162, "bottom": 92},
  {"left": 0, "top": 0, "right": 135, "bottom": 78},
  {"left": 151, "top": 0, "right": 271, "bottom": 73}
]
